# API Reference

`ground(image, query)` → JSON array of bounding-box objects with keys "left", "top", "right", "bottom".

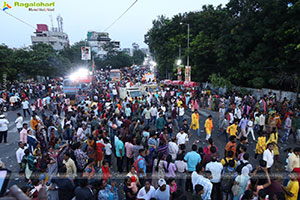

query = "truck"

[
  {"left": 110, "top": 69, "right": 122, "bottom": 82},
  {"left": 141, "top": 84, "right": 159, "bottom": 96},
  {"left": 118, "top": 87, "right": 143, "bottom": 100},
  {"left": 63, "top": 79, "right": 89, "bottom": 104}
]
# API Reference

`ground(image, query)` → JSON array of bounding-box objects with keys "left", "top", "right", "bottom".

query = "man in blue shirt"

[
  {"left": 115, "top": 135, "right": 125, "bottom": 173},
  {"left": 184, "top": 144, "right": 201, "bottom": 192},
  {"left": 137, "top": 149, "right": 146, "bottom": 185},
  {"left": 154, "top": 179, "right": 170, "bottom": 200}
]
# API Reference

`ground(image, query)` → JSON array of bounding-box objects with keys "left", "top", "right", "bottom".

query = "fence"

[{"left": 201, "top": 83, "right": 299, "bottom": 101}]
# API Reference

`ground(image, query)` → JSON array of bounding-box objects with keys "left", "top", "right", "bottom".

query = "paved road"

[
  {"left": 0, "top": 105, "right": 33, "bottom": 187},
  {"left": 1, "top": 104, "right": 298, "bottom": 197}
]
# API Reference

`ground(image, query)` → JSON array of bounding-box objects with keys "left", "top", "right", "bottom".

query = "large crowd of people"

[{"left": 0, "top": 69, "right": 299, "bottom": 200}]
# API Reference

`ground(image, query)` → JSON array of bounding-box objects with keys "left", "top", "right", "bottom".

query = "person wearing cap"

[
  {"left": 153, "top": 178, "right": 170, "bottom": 200},
  {"left": 176, "top": 127, "right": 189, "bottom": 146},
  {"left": 0, "top": 114, "right": 9, "bottom": 143}
]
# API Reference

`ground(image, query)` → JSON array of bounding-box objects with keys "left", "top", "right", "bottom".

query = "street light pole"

[
  {"left": 84, "top": 39, "right": 88, "bottom": 68},
  {"left": 187, "top": 23, "right": 190, "bottom": 67}
]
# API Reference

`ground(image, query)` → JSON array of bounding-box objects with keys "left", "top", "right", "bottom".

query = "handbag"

[{"left": 232, "top": 175, "right": 241, "bottom": 196}]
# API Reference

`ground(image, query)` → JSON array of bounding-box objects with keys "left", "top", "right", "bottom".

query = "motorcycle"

[{"left": 0, "top": 102, "right": 9, "bottom": 113}]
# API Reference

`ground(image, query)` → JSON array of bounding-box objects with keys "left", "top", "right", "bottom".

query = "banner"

[
  {"left": 81, "top": 46, "right": 91, "bottom": 60},
  {"left": 185, "top": 66, "right": 191, "bottom": 82},
  {"left": 177, "top": 66, "right": 182, "bottom": 81}
]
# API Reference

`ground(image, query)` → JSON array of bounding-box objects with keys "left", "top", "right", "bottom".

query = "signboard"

[
  {"left": 185, "top": 66, "right": 191, "bottom": 82},
  {"left": 144, "top": 73, "right": 155, "bottom": 82},
  {"left": 177, "top": 66, "right": 182, "bottom": 81},
  {"left": 81, "top": 46, "right": 91, "bottom": 60}
]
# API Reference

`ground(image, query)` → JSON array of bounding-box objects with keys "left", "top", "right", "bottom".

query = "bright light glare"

[
  {"left": 70, "top": 73, "right": 77, "bottom": 81},
  {"left": 78, "top": 68, "right": 89, "bottom": 76},
  {"left": 150, "top": 61, "right": 157, "bottom": 66},
  {"left": 177, "top": 59, "right": 182, "bottom": 66},
  {"left": 70, "top": 68, "right": 89, "bottom": 81}
]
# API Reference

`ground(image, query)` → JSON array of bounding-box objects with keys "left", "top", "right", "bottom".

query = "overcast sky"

[{"left": 1, "top": 0, "right": 228, "bottom": 49}]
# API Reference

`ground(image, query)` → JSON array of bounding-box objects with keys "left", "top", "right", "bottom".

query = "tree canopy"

[
  {"left": 145, "top": 0, "right": 300, "bottom": 91},
  {"left": 0, "top": 40, "right": 146, "bottom": 81},
  {"left": 0, "top": 43, "right": 71, "bottom": 81}
]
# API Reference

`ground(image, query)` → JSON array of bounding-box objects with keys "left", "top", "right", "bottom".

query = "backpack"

[
  {"left": 220, "top": 167, "right": 236, "bottom": 193},
  {"left": 236, "top": 160, "right": 249, "bottom": 174},
  {"left": 133, "top": 157, "right": 144, "bottom": 172}
]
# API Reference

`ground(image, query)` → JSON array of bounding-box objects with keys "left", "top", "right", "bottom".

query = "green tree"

[
  {"left": 0, "top": 44, "right": 15, "bottom": 80},
  {"left": 132, "top": 49, "right": 145, "bottom": 65},
  {"left": 145, "top": 0, "right": 300, "bottom": 92}
]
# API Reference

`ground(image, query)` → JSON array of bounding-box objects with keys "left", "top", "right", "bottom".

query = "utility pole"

[
  {"left": 187, "top": 24, "right": 190, "bottom": 67},
  {"left": 179, "top": 44, "right": 181, "bottom": 59}
]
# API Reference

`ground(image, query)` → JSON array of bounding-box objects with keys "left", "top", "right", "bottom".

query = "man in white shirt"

[
  {"left": 218, "top": 105, "right": 226, "bottom": 128},
  {"left": 63, "top": 152, "right": 77, "bottom": 178},
  {"left": 161, "top": 90, "right": 166, "bottom": 99},
  {"left": 16, "top": 142, "right": 26, "bottom": 169},
  {"left": 0, "top": 115, "right": 9, "bottom": 143},
  {"left": 247, "top": 117, "right": 255, "bottom": 141},
  {"left": 76, "top": 126, "right": 86, "bottom": 141},
  {"left": 142, "top": 106, "right": 151, "bottom": 127},
  {"left": 281, "top": 115, "right": 292, "bottom": 143},
  {"left": 150, "top": 105, "right": 158, "bottom": 125},
  {"left": 137, "top": 180, "right": 156, "bottom": 200},
  {"left": 178, "top": 105, "right": 185, "bottom": 126},
  {"left": 205, "top": 156, "right": 223, "bottom": 200},
  {"left": 15, "top": 113, "right": 23, "bottom": 133},
  {"left": 21, "top": 99, "right": 31, "bottom": 118},
  {"left": 259, "top": 112, "right": 266, "bottom": 133},
  {"left": 192, "top": 164, "right": 213, "bottom": 200},
  {"left": 176, "top": 128, "right": 189, "bottom": 145},
  {"left": 287, "top": 147, "right": 300, "bottom": 172},
  {"left": 112, "top": 87, "right": 118, "bottom": 98},
  {"left": 168, "top": 138, "right": 179, "bottom": 161},
  {"left": 234, "top": 105, "right": 242, "bottom": 121},
  {"left": 263, "top": 143, "right": 274, "bottom": 171}
]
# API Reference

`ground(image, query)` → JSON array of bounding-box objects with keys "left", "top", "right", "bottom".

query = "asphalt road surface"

[{"left": 0, "top": 104, "right": 298, "bottom": 198}]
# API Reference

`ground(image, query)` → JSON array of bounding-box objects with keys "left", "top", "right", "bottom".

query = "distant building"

[
  {"left": 31, "top": 24, "right": 69, "bottom": 51},
  {"left": 111, "top": 41, "right": 121, "bottom": 50},
  {"left": 140, "top": 48, "right": 150, "bottom": 56},
  {"left": 87, "top": 31, "right": 121, "bottom": 58},
  {"left": 122, "top": 48, "right": 132, "bottom": 56},
  {"left": 132, "top": 42, "right": 139, "bottom": 50}
]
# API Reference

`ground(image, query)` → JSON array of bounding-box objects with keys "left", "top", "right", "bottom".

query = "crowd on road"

[{"left": 0, "top": 69, "right": 299, "bottom": 200}]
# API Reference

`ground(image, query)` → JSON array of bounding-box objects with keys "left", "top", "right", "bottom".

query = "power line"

[
  {"left": 4, "top": 11, "right": 36, "bottom": 30},
  {"left": 104, "top": 0, "right": 138, "bottom": 31}
]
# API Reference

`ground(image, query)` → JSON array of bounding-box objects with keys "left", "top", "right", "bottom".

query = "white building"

[
  {"left": 31, "top": 22, "right": 69, "bottom": 51},
  {"left": 87, "top": 31, "right": 121, "bottom": 58},
  {"left": 140, "top": 48, "right": 150, "bottom": 56}
]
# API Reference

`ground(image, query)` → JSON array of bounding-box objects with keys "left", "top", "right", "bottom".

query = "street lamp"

[
  {"left": 180, "top": 22, "right": 190, "bottom": 66},
  {"left": 176, "top": 59, "right": 182, "bottom": 66}
]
